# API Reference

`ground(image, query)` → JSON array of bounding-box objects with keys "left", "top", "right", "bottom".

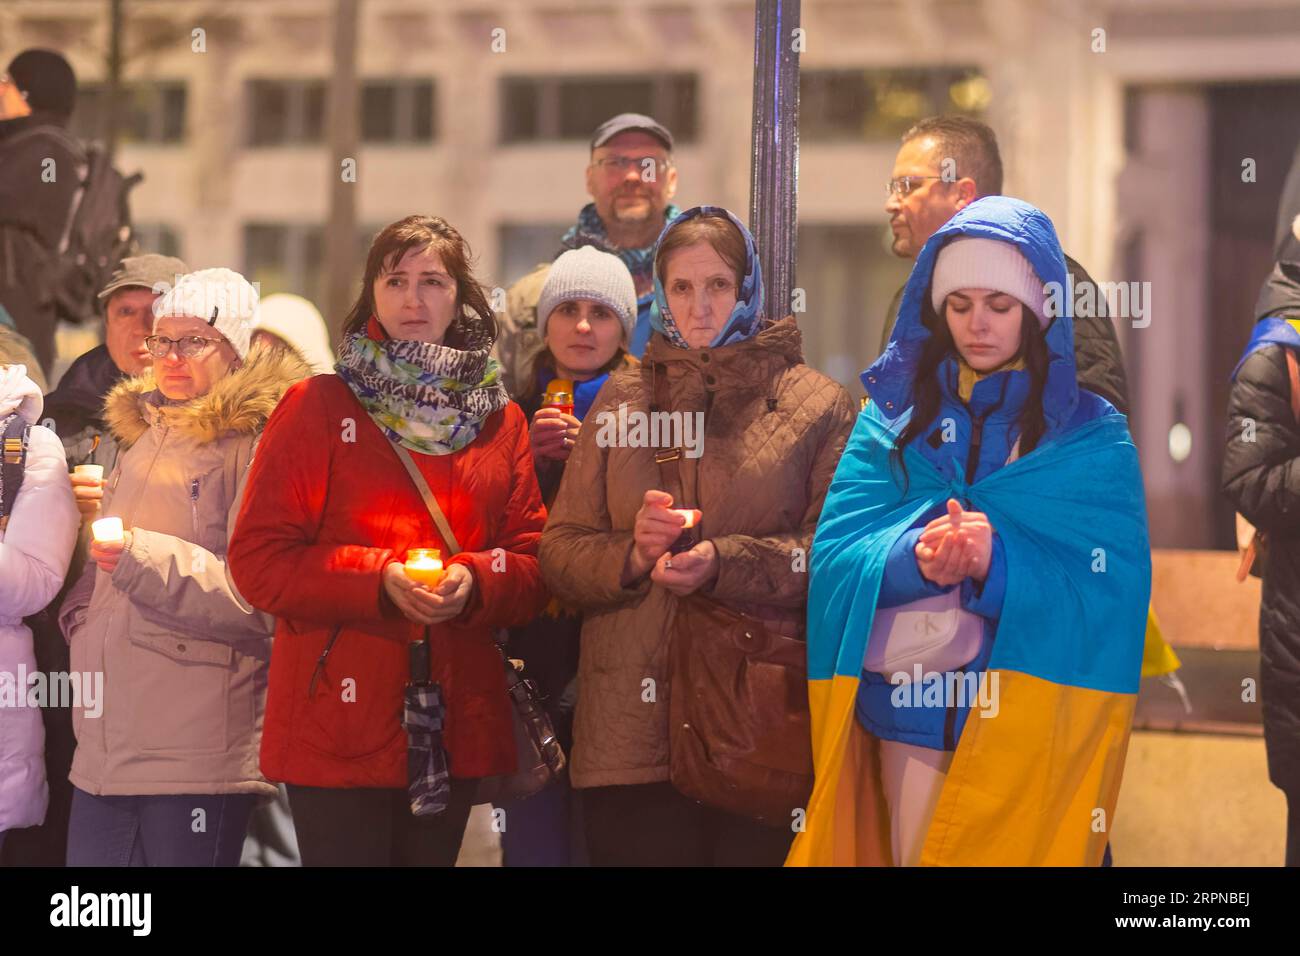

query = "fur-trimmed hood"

[{"left": 104, "top": 342, "right": 312, "bottom": 449}]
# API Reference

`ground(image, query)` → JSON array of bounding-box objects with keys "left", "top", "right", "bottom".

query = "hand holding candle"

[
  {"left": 71, "top": 464, "right": 106, "bottom": 520},
  {"left": 384, "top": 556, "right": 475, "bottom": 626},
  {"left": 90, "top": 517, "right": 130, "bottom": 574},
  {"left": 530, "top": 406, "right": 581, "bottom": 462},
  {"left": 403, "top": 548, "right": 445, "bottom": 589},
  {"left": 630, "top": 490, "right": 689, "bottom": 577}
]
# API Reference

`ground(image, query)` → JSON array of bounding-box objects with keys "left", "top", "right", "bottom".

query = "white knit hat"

[
  {"left": 255, "top": 293, "right": 335, "bottom": 373},
  {"left": 152, "top": 267, "right": 259, "bottom": 359},
  {"left": 537, "top": 247, "right": 637, "bottom": 342},
  {"left": 930, "top": 237, "right": 1048, "bottom": 328}
]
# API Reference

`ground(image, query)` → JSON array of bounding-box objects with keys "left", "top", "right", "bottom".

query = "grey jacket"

[{"left": 59, "top": 344, "right": 310, "bottom": 796}]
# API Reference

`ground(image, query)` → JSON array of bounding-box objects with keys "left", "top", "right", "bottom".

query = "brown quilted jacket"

[{"left": 539, "top": 316, "right": 856, "bottom": 788}]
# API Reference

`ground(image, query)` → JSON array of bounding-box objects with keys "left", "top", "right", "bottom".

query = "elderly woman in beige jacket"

[{"left": 59, "top": 269, "right": 309, "bottom": 866}]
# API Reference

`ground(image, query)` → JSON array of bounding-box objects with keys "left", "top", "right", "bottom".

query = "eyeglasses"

[
  {"left": 887, "top": 175, "right": 946, "bottom": 198},
  {"left": 592, "top": 156, "right": 672, "bottom": 177},
  {"left": 144, "top": 335, "right": 223, "bottom": 359}
]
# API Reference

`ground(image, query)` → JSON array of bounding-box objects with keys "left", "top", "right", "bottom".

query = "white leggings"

[{"left": 878, "top": 739, "right": 954, "bottom": 866}]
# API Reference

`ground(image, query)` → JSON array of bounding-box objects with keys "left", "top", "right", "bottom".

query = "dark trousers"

[
  {"left": 583, "top": 782, "right": 795, "bottom": 867},
  {"left": 286, "top": 782, "right": 473, "bottom": 867},
  {"left": 500, "top": 773, "right": 589, "bottom": 867},
  {"left": 66, "top": 788, "right": 256, "bottom": 867}
]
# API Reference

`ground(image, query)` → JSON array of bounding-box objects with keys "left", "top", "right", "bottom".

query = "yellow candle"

[
  {"left": 74, "top": 464, "right": 104, "bottom": 482},
  {"left": 92, "top": 516, "right": 124, "bottom": 544},
  {"left": 404, "top": 548, "right": 445, "bottom": 588}
]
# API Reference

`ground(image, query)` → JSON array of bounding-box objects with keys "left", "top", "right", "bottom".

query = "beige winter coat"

[
  {"left": 59, "top": 344, "right": 310, "bottom": 796},
  {"left": 539, "top": 317, "right": 856, "bottom": 788}
]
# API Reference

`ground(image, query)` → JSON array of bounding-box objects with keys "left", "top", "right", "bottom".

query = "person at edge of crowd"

[
  {"left": 0, "top": 359, "right": 78, "bottom": 857},
  {"left": 501, "top": 245, "right": 639, "bottom": 867},
  {"left": 237, "top": 291, "right": 332, "bottom": 868},
  {"left": 58, "top": 268, "right": 310, "bottom": 866},
  {"left": 540, "top": 205, "right": 856, "bottom": 866},
  {"left": 496, "top": 112, "right": 681, "bottom": 397},
  {"left": 878, "top": 115, "right": 1129, "bottom": 414},
  {"left": 226, "top": 215, "right": 549, "bottom": 867},
  {"left": 47, "top": 255, "right": 190, "bottom": 517},
  {"left": 1221, "top": 217, "right": 1300, "bottom": 867},
  {"left": 788, "top": 196, "right": 1150, "bottom": 868},
  {"left": 881, "top": 118, "right": 1172, "bottom": 868},
  {"left": 0, "top": 252, "right": 186, "bottom": 868},
  {"left": 0, "top": 319, "right": 46, "bottom": 393},
  {"left": 251, "top": 292, "right": 336, "bottom": 375},
  {"left": 0, "top": 49, "right": 82, "bottom": 380}
]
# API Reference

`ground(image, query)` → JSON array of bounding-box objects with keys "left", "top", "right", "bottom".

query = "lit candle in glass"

[
  {"left": 544, "top": 379, "right": 575, "bottom": 416},
  {"left": 404, "top": 548, "right": 445, "bottom": 588},
  {"left": 91, "top": 516, "right": 124, "bottom": 544},
  {"left": 670, "top": 508, "right": 702, "bottom": 529}
]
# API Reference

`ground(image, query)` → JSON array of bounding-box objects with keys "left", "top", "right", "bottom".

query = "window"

[
  {"left": 497, "top": 223, "right": 571, "bottom": 287},
  {"left": 71, "top": 83, "right": 187, "bottom": 144},
  {"left": 132, "top": 223, "right": 182, "bottom": 261},
  {"left": 500, "top": 74, "right": 697, "bottom": 144},
  {"left": 800, "top": 68, "right": 990, "bottom": 142},
  {"left": 795, "top": 224, "right": 913, "bottom": 391},
  {"left": 247, "top": 78, "right": 435, "bottom": 146},
  {"left": 243, "top": 223, "right": 325, "bottom": 307},
  {"left": 361, "top": 80, "right": 435, "bottom": 143},
  {"left": 247, "top": 80, "right": 326, "bottom": 146}
]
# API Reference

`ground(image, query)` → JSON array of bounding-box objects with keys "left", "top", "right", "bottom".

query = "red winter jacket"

[{"left": 227, "top": 370, "right": 548, "bottom": 788}]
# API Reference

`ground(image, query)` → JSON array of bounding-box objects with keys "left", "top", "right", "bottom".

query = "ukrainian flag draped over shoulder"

[{"left": 787, "top": 197, "right": 1151, "bottom": 866}]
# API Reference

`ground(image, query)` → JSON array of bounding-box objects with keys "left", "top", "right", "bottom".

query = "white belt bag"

[{"left": 863, "top": 589, "right": 983, "bottom": 681}]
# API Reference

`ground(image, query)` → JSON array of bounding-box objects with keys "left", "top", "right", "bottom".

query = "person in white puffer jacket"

[{"left": 0, "top": 362, "right": 78, "bottom": 849}]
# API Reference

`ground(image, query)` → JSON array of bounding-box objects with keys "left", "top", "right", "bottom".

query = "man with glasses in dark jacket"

[{"left": 877, "top": 115, "right": 1131, "bottom": 413}]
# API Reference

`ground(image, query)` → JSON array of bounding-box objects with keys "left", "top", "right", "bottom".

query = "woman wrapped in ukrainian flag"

[{"left": 788, "top": 196, "right": 1150, "bottom": 867}]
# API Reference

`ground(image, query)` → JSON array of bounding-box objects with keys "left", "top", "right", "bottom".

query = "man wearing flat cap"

[
  {"left": 45, "top": 253, "right": 189, "bottom": 488},
  {"left": 496, "top": 112, "right": 682, "bottom": 398}
]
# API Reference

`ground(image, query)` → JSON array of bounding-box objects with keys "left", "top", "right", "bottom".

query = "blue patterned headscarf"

[{"left": 651, "top": 206, "right": 765, "bottom": 350}]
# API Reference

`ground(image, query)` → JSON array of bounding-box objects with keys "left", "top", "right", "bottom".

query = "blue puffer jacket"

[{"left": 855, "top": 196, "right": 1116, "bottom": 750}]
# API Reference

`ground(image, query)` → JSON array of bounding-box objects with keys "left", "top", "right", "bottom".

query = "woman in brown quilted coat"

[{"left": 540, "top": 206, "right": 855, "bottom": 866}]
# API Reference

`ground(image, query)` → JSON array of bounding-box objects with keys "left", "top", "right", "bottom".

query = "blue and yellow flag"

[{"left": 786, "top": 401, "right": 1150, "bottom": 866}]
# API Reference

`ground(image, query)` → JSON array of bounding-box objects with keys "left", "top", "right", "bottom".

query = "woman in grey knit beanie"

[
  {"left": 526, "top": 246, "right": 638, "bottom": 467},
  {"left": 500, "top": 246, "right": 638, "bottom": 868}
]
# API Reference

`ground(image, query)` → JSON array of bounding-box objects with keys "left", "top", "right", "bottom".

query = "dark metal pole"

[
  {"left": 325, "top": 0, "right": 359, "bottom": 339},
  {"left": 749, "top": 0, "right": 801, "bottom": 321},
  {"left": 106, "top": 0, "right": 123, "bottom": 160}
]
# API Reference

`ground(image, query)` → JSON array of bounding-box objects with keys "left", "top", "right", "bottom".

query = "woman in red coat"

[{"left": 227, "top": 215, "right": 548, "bottom": 866}]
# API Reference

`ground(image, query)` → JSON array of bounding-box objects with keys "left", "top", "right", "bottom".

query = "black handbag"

[{"left": 389, "top": 440, "right": 566, "bottom": 805}]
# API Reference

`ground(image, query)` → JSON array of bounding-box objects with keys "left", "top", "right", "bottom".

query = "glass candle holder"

[{"left": 404, "top": 548, "right": 445, "bottom": 588}]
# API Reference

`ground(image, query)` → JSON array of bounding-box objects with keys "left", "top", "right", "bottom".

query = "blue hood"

[
  {"left": 863, "top": 196, "right": 1079, "bottom": 433},
  {"left": 651, "top": 205, "right": 765, "bottom": 349}
]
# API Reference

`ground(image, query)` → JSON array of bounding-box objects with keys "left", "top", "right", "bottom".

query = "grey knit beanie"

[{"left": 537, "top": 247, "right": 637, "bottom": 342}]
